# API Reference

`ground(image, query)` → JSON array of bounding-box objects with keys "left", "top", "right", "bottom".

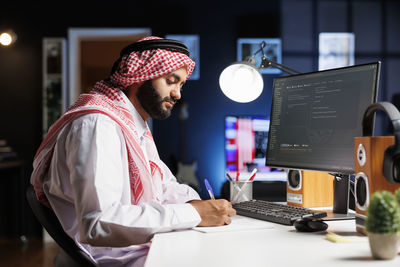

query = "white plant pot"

[{"left": 367, "top": 232, "right": 399, "bottom": 260}]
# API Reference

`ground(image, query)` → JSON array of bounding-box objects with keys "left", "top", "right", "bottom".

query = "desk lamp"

[
  {"left": 219, "top": 41, "right": 301, "bottom": 103},
  {"left": 0, "top": 30, "right": 17, "bottom": 47}
]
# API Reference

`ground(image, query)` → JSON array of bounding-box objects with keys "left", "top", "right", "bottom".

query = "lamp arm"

[{"left": 261, "top": 56, "right": 302, "bottom": 75}]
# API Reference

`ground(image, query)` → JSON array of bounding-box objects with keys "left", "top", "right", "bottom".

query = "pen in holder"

[
  {"left": 230, "top": 180, "right": 253, "bottom": 204},
  {"left": 227, "top": 169, "right": 257, "bottom": 204}
]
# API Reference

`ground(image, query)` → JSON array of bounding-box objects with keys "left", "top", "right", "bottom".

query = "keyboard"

[{"left": 232, "top": 199, "right": 327, "bottom": 225}]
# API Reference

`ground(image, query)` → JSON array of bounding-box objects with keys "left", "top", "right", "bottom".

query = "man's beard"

[{"left": 136, "top": 80, "right": 178, "bottom": 120}]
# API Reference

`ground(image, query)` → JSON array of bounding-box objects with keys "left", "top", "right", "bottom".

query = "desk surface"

[{"left": 145, "top": 216, "right": 400, "bottom": 267}]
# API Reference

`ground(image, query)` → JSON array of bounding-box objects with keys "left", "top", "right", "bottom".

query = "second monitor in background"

[{"left": 225, "top": 115, "right": 286, "bottom": 182}]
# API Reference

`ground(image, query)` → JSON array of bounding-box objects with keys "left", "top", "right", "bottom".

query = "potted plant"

[
  {"left": 395, "top": 188, "right": 400, "bottom": 204},
  {"left": 365, "top": 190, "right": 400, "bottom": 260}
]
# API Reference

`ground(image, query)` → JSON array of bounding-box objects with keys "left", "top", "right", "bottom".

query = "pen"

[
  {"left": 246, "top": 168, "right": 258, "bottom": 182},
  {"left": 204, "top": 178, "right": 215, "bottom": 200},
  {"left": 249, "top": 169, "right": 257, "bottom": 181}
]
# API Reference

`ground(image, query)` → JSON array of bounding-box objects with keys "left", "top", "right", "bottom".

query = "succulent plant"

[
  {"left": 365, "top": 191, "right": 400, "bottom": 234},
  {"left": 395, "top": 188, "right": 400, "bottom": 205}
]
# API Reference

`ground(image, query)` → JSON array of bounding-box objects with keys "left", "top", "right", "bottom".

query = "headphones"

[
  {"left": 110, "top": 39, "right": 190, "bottom": 75},
  {"left": 362, "top": 101, "right": 400, "bottom": 183}
]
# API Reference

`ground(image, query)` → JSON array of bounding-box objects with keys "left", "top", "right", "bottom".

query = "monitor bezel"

[{"left": 265, "top": 61, "right": 381, "bottom": 175}]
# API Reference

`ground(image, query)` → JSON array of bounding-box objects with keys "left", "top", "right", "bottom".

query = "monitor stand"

[{"left": 323, "top": 174, "right": 355, "bottom": 221}]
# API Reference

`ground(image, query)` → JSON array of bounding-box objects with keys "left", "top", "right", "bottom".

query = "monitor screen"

[
  {"left": 266, "top": 62, "right": 380, "bottom": 175},
  {"left": 225, "top": 115, "right": 286, "bottom": 181}
]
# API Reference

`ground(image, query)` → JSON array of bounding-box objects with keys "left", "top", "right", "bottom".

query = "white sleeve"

[
  {"left": 64, "top": 115, "right": 201, "bottom": 247},
  {"left": 157, "top": 160, "right": 202, "bottom": 204}
]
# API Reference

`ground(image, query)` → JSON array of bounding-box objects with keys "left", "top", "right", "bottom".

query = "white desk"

[{"left": 145, "top": 216, "right": 400, "bottom": 267}]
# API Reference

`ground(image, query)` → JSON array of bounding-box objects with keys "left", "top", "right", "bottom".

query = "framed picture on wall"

[
  {"left": 165, "top": 34, "right": 200, "bottom": 80},
  {"left": 237, "top": 38, "right": 282, "bottom": 74},
  {"left": 318, "top": 32, "right": 355, "bottom": 71}
]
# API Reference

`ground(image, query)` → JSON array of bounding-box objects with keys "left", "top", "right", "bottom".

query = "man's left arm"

[{"left": 158, "top": 160, "right": 201, "bottom": 204}]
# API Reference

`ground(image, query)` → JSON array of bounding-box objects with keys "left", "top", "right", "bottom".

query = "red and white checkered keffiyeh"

[
  {"left": 30, "top": 36, "right": 193, "bottom": 206},
  {"left": 94, "top": 36, "right": 195, "bottom": 102},
  {"left": 111, "top": 36, "right": 195, "bottom": 88}
]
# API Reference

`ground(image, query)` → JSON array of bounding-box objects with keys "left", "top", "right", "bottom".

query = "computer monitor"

[
  {"left": 225, "top": 115, "right": 286, "bottom": 181},
  {"left": 266, "top": 62, "right": 381, "bottom": 213}
]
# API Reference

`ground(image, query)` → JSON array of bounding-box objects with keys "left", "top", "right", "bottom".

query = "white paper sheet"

[{"left": 193, "top": 216, "right": 274, "bottom": 233}]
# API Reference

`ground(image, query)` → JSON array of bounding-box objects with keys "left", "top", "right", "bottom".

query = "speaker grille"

[
  {"left": 287, "top": 170, "right": 301, "bottom": 190},
  {"left": 355, "top": 172, "right": 369, "bottom": 211}
]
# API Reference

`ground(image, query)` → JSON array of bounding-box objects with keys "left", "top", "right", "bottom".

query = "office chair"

[{"left": 26, "top": 185, "right": 97, "bottom": 267}]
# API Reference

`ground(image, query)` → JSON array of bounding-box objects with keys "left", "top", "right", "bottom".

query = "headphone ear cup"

[
  {"left": 383, "top": 145, "right": 398, "bottom": 183},
  {"left": 392, "top": 154, "right": 400, "bottom": 182}
]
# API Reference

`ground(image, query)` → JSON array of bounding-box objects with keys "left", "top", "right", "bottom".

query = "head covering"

[{"left": 110, "top": 36, "right": 195, "bottom": 88}]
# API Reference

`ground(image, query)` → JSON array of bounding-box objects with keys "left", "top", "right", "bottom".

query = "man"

[{"left": 31, "top": 36, "right": 236, "bottom": 266}]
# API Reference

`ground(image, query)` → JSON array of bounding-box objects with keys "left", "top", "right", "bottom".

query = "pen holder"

[{"left": 230, "top": 181, "right": 253, "bottom": 203}]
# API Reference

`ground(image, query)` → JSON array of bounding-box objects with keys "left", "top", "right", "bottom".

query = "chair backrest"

[{"left": 26, "top": 185, "right": 97, "bottom": 267}]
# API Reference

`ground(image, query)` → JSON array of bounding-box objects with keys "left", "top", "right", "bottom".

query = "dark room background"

[{"left": 0, "top": 0, "right": 399, "bottom": 237}]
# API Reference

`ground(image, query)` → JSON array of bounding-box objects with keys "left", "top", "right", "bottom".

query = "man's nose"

[{"left": 171, "top": 87, "right": 181, "bottom": 100}]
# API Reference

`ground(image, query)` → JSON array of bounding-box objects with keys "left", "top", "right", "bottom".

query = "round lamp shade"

[
  {"left": 219, "top": 62, "right": 263, "bottom": 103},
  {"left": 0, "top": 31, "right": 17, "bottom": 46}
]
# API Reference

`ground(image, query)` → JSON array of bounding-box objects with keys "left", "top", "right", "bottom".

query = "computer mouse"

[{"left": 293, "top": 217, "right": 328, "bottom": 232}]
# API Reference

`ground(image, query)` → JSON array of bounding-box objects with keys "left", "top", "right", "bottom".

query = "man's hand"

[{"left": 188, "top": 199, "right": 236, "bottom": 227}]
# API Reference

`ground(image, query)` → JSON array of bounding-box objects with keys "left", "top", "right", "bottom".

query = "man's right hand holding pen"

[
  {"left": 189, "top": 199, "right": 236, "bottom": 226},
  {"left": 188, "top": 177, "right": 236, "bottom": 227}
]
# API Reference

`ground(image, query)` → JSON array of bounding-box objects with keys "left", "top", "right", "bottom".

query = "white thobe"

[{"left": 42, "top": 91, "right": 201, "bottom": 266}]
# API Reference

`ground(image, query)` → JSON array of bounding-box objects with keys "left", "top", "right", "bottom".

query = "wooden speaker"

[
  {"left": 354, "top": 102, "right": 400, "bottom": 234},
  {"left": 354, "top": 136, "right": 400, "bottom": 234},
  {"left": 286, "top": 169, "right": 333, "bottom": 208}
]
